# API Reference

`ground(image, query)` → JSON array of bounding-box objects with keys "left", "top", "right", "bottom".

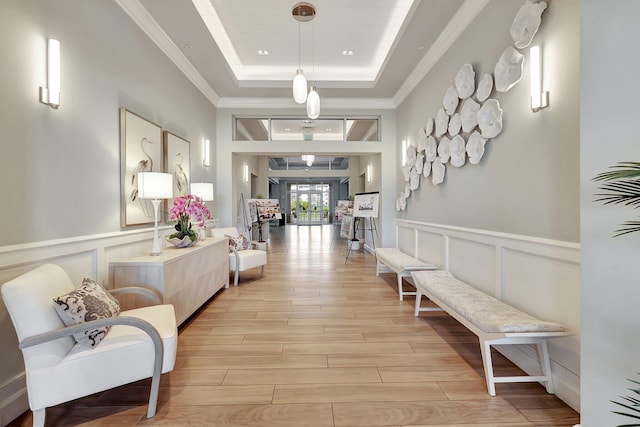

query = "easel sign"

[{"left": 353, "top": 192, "right": 379, "bottom": 218}]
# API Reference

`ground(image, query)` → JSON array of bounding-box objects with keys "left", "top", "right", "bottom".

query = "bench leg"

[
  {"left": 397, "top": 275, "right": 404, "bottom": 301},
  {"left": 376, "top": 260, "right": 380, "bottom": 276},
  {"left": 414, "top": 289, "right": 422, "bottom": 316},
  {"left": 480, "top": 339, "right": 497, "bottom": 396},
  {"left": 537, "top": 340, "right": 554, "bottom": 394}
]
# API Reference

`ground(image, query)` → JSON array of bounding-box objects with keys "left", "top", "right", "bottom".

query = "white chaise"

[
  {"left": 412, "top": 270, "right": 569, "bottom": 396},
  {"left": 375, "top": 247, "right": 437, "bottom": 301}
]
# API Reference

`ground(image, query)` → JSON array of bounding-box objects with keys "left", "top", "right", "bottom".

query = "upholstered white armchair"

[
  {"left": 211, "top": 226, "right": 267, "bottom": 286},
  {"left": 1, "top": 263, "right": 178, "bottom": 427}
]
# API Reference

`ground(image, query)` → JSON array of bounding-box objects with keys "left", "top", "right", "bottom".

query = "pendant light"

[
  {"left": 306, "top": 16, "right": 320, "bottom": 119},
  {"left": 292, "top": 3, "right": 317, "bottom": 112}
]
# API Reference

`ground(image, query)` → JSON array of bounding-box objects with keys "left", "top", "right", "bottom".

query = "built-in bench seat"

[
  {"left": 412, "top": 270, "right": 570, "bottom": 396},
  {"left": 375, "top": 247, "right": 436, "bottom": 301}
]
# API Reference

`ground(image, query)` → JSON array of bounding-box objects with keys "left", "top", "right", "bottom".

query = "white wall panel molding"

[{"left": 395, "top": 219, "right": 580, "bottom": 412}]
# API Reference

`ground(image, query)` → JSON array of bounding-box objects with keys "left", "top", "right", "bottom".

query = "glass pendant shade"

[
  {"left": 293, "top": 70, "right": 308, "bottom": 104},
  {"left": 306, "top": 86, "right": 320, "bottom": 119}
]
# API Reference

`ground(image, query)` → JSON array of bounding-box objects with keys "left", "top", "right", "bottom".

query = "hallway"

[{"left": 9, "top": 225, "right": 579, "bottom": 426}]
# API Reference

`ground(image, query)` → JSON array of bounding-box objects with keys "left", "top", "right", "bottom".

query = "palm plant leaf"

[
  {"left": 595, "top": 181, "right": 640, "bottom": 207},
  {"left": 594, "top": 162, "right": 640, "bottom": 182},
  {"left": 594, "top": 162, "right": 640, "bottom": 236},
  {"left": 612, "top": 374, "right": 640, "bottom": 425}
]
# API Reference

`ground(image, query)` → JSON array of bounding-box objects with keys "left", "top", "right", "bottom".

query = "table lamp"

[{"left": 138, "top": 172, "right": 173, "bottom": 255}]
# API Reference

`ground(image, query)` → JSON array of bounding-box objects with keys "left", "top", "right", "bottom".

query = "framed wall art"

[
  {"left": 120, "top": 108, "right": 163, "bottom": 227},
  {"left": 163, "top": 131, "right": 191, "bottom": 216},
  {"left": 353, "top": 192, "right": 380, "bottom": 218}
]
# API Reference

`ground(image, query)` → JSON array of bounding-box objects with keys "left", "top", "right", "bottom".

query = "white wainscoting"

[
  {"left": 395, "top": 219, "right": 581, "bottom": 412},
  {"left": 0, "top": 226, "right": 174, "bottom": 426}
]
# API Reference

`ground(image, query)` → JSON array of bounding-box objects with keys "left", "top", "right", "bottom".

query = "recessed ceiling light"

[
  {"left": 284, "top": 127, "right": 291, "bottom": 131},
  {"left": 341, "top": 50, "right": 354, "bottom": 56},
  {"left": 257, "top": 50, "right": 269, "bottom": 55}
]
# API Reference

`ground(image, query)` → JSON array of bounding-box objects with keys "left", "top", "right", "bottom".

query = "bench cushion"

[
  {"left": 376, "top": 248, "right": 431, "bottom": 271},
  {"left": 412, "top": 270, "right": 565, "bottom": 334}
]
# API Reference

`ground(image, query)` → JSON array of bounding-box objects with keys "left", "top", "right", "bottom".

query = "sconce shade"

[
  {"left": 306, "top": 86, "right": 320, "bottom": 119},
  {"left": 40, "top": 38, "right": 61, "bottom": 108},
  {"left": 138, "top": 172, "right": 173, "bottom": 199},
  {"left": 529, "top": 45, "right": 548, "bottom": 111},
  {"left": 191, "top": 182, "right": 214, "bottom": 201},
  {"left": 203, "top": 139, "right": 210, "bottom": 167},
  {"left": 293, "top": 70, "right": 308, "bottom": 104}
]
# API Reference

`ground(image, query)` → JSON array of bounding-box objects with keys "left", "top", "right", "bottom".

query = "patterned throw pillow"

[
  {"left": 226, "top": 233, "right": 250, "bottom": 252},
  {"left": 53, "top": 278, "right": 121, "bottom": 348}
]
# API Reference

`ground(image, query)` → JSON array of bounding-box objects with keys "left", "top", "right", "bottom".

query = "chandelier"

[
  {"left": 292, "top": 2, "right": 320, "bottom": 119},
  {"left": 301, "top": 154, "right": 315, "bottom": 166}
]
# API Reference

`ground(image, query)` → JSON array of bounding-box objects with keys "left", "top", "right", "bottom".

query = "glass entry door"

[{"left": 290, "top": 184, "right": 330, "bottom": 225}]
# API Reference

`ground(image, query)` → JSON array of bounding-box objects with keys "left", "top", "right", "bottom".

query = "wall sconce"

[
  {"left": 367, "top": 164, "right": 372, "bottom": 183},
  {"left": 243, "top": 164, "right": 249, "bottom": 183},
  {"left": 203, "top": 139, "right": 210, "bottom": 167},
  {"left": 40, "top": 38, "right": 61, "bottom": 109},
  {"left": 530, "top": 45, "right": 549, "bottom": 112},
  {"left": 402, "top": 140, "right": 407, "bottom": 166}
]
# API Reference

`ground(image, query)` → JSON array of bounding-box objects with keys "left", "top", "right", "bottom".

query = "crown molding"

[
  {"left": 114, "top": 0, "right": 220, "bottom": 107},
  {"left": 392, "top": 0, "right": 490, "bottom": 107}
]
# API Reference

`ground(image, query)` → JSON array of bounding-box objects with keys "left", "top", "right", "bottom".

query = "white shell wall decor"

[
  {"left": 448, "top": 113, "right": 461, "bottom": 136},
  {"left": 410, "top": 168, "right": 420, "bottom": 190},
  {"left": 478, "top": 99, "right": 503, "bottom": 138},
  {"left": 510, "top": 1, "right": 548, "bottom": 49},
  {"left": 435, "top": 108, "right": 449, "bottom": 137},
  {"left": 449, "top": 135, "right": 466, "bottom": 167},
  {"left": 455, "top": 63, "right": 475, "bottom": 99},
  {"left": 425, "top": 136, "right": 438, "bottom": 162},
  {"left": 476, "top": 73, "right": 493, "bottom": 102},
  {"left": 425, "top": 117, "right": 434, "bottom": 136},
  {"left": 460, "top": 98, "right": 480, "bottom": 133},
  {"left": 417, "top": 128, "right": 428, "bottom": 152},
  {"left": 396, "top": 198, "right": 401, "bottom": 212},
  {"left": 467, "top": 131, "right": 488, "bottom": 164},
  {"left": 423, "top": 160, "right": 432, "bottom": 178},
  {"left": 399, "top": 196, "right": 406, "bottom": 211},
  {"left": 432, "top": 158, "right": 446, "bottom": 185},
  {"left": 406, "top": 143, "right": 417, "bottom": 167},
  {"left": 443, "top": 86, "right": 460, "bottom": 116},
  {"left": 402, "top": 164, "right": 412, "bottom": 182},
  {"left": 404, "top": 184, "right": 411, "bottom": 199},
  {"left": 415, "top": 153, "right": 425, "bottom": 174},
  {"left": 494, "top": 46, "right": 524, "bottom": 92},
  {"left": 438, "top": 136, "right": 451, "bottom": 163}
]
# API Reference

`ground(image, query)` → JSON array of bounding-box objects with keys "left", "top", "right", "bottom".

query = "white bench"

[
  {"left": 412, "top": 270, "right": 570, "bottom": 396},
  {"left": 375, "top": 247, "right": 437, "bottom": 301}
]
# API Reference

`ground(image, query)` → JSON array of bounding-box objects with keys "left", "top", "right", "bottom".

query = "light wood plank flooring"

[{"left": 9, "top": 225, "right": 580, "bottom": 426}]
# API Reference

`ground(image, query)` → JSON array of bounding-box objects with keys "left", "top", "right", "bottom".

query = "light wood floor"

[{"left": 9, "top": 225, "right": 579, "bottom": 426}]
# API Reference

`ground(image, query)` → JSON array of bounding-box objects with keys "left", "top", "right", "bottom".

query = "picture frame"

[
  {"left": 163, "top": 131, "right": 191, "bottom": 218},
  {"left": 120, "top": 108, "right": 163, "bottom": 227},
  {"left": 340, "top": 214, "right": 354, "bottom": 239},
  {"left": 353, "top": 192, "right": 380, "bottom": 218}
]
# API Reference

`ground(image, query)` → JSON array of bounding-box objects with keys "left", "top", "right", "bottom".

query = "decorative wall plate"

[
  {"left": 410, "top": 168, "right": 420, "bottom": 190},
  {"left": 478, "top": 99, "right": 503, "bottom": 138},
  {"left": 455, "top": 63, "right": 475, "bottom": 99},
  {"left": 415, "top": 153, "right": 425, "bottom": 174},
  {"left": 404, "top": 183, "right": 411, "bottom": 199},
  {"left": 402, "top": 164, "right": 411, "bottom": 182},
  {"left": 425, "top": 135, "right": 437, "bottom": 162},
  {"left": 510, "top": 1, "right": 548, "bottom": 49},
  {"left": 406, "top": 143, "right": 417, "bottom": 167},
  {"left": 438, "top": 136, "right": 451, "bottom": 163},
  {"left": 494, "top": 46, "right": 524, "bottom": 92},
  {"left": 432, "top": 157, "right": 446, "bottom": 185},
  {"left": 448, "top": 113, "right": 461, "bottom": 136},
  {"left": 466, "top": 131, "right": 488, "bottom": 164},
  {"left": 450, "top": 135, "right": 466, "bottom": 167},
  {"left": 443, "top": 86, "right": 460, "bottom": 116},
  {"left": 417, "top": 128, "right": 428, "bottom": 152},
  {"left": 460, "top": 98, "right": 480, "bottom": 133},
  {"left": 399, "top": 196, "right": 406, "bottom": 211},
  {"left": 425, "top": 117, "right": 434, "bottom": 136},
  {"left": 435, "top": 108, "right": 449, "bottom": 137},
  {"left": 423, "top": 160, "right": 432, "bottom": 178},
  {"left": 476, "top": 73, "right": 493, "bottom": 102}
]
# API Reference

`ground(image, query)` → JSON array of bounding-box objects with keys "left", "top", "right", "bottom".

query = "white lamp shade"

[
  {"left": 138, "top": 172, "right": 173, "bottom": 199},
  {"left": 306, "top": 86, "right": 320, "bottom": 119},
  {"left": 190, "top": 182, "right": 214, "bottom": 201},
  {"left": 293, "top": 70, "right": 308, "bottom": 104}
]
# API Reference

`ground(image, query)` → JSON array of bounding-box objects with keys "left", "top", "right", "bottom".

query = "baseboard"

[{"left": 0, "top": 372, "right": 27, "bottom": 427}]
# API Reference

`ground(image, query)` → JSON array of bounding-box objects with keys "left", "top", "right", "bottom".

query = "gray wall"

[
  {"left": 0, "top": 0, "right": 217, "bottom": 246},
  {"left": 396, "top": 0, "right": 580, "bottom": 243},
  {"left": 581, "top": 1, "right": 640, "bottom": 425}
]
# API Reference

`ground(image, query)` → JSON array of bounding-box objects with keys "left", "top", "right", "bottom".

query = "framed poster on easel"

[{"left": 353, "top": 192, "right": 379, "bottom": 218}]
